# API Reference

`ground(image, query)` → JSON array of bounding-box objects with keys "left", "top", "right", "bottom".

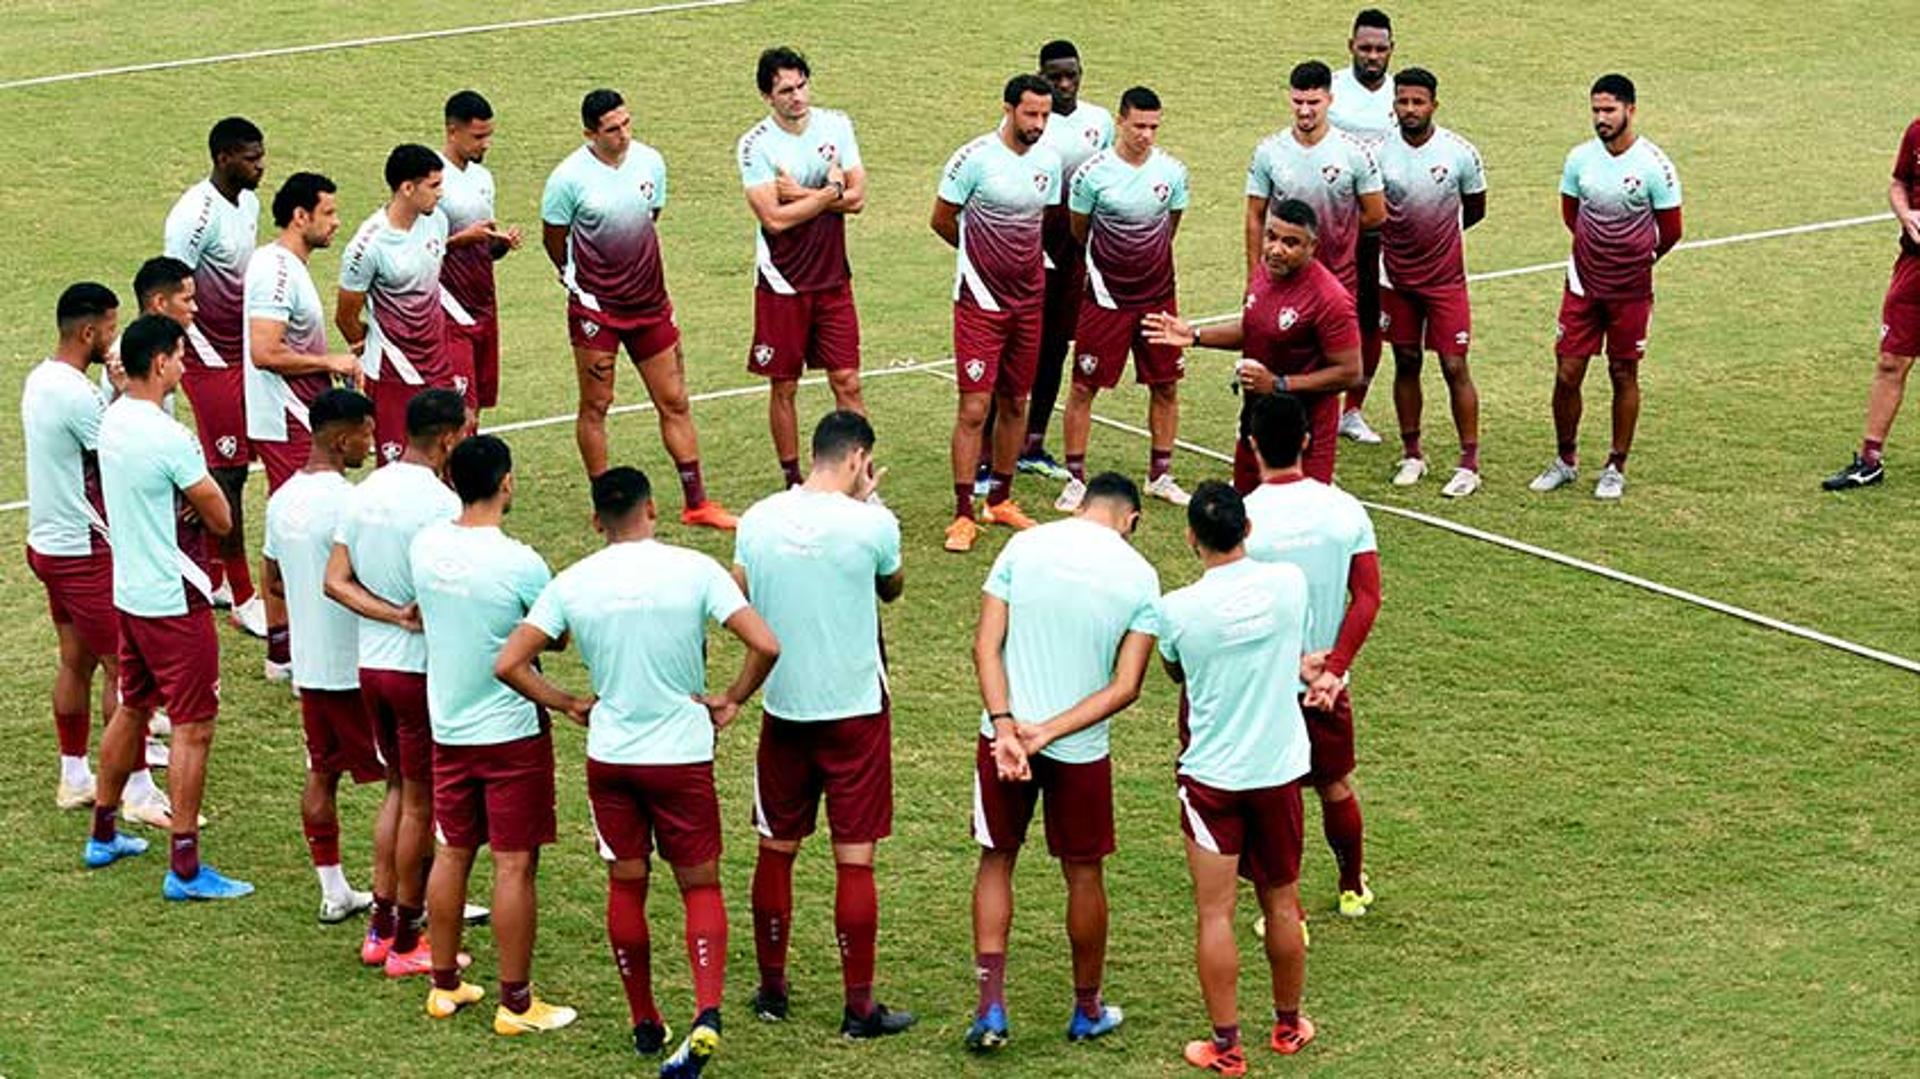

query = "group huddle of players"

[{"left": 30, "top": 5, "right": 1918, "bottom": 1075}]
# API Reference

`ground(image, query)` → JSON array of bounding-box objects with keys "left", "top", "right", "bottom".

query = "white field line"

[
  {"left": 0, "top": 0, "right": 751, "bottom": 91},
  {"left": 920, "top": 363, "right": 1920, "bottom": 676},
  {"left": 1187, "top": 211, "right": 1896, "bottom": 326}
]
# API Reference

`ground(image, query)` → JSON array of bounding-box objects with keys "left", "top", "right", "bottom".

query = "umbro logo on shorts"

[
  {"left": 964, "top": 358, "right": 987, "bottom": 382},
  {"left": 1277, "top": 307, "right": 1300, "bottom": 331},
  {"left": 1455, "top": 330, "right": 1471, "bottom": 346},
  {"left": 581, "top": 320, "right": 601, "bottom": 339},
  {"left": 1078, "top": 353, "right": 1099, "bottom": 374},
  {"left": 1881, "top": 323, "right": 1891, "bottom": 340},
  {"left": 752, "top": 344, "right": 775, "bottom": 367},
  {"left": 216, "top": 435, "right": 239, "bottom": 459}
]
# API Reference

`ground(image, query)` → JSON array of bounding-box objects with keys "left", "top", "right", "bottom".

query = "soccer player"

[
  {"left": 1056, "top": 86, "right": 1191, "bottom": 513},
  {"left": 165, "top": 116, "right": 266, "bottom": 635},
  {"left": 965, "top": 472, "right": 1159, "bottom": 1052},
  {"left": 1242, "top": 393, "right": 1382, "bottom": 923},
  {"left": 931, "top": 73, "right": 1063, "bottom": 553},
  {"left": 261, "top": 388, "right": 382, "bottom": 923},
  {"left": 542, "top": 88, "right": 734, "bottom": 529},
  {"left": 324, "top": 388, "right": 466, "bottom": 971},
  {"left": 26, "top": 283, "right": 171, "bottom": 826},
  {"left": 1245, "top": 62, "right": 1385, "bottom": 447},
  {"left": 1007, "top": 38, "right": 1114, "bottom": 481},
  {"left": 101, "top": 257, "right": 195, "bottom": 419},
  {"left": 1375, "top": 68, "right": 1487, "bottom": 497},
  {"left": 1147, "top": 200, "right": 1363, "bottom": 489},
  {"left": 1530, "top": 73, "right": 1682, "bottom": 501},
  {"left": 738, "top": 46, "right": 868, "bottom": 489},
  {"left": 337, "top": 144, "right": 466, "bottom": 464},
  {"left": 733, "top": 411, "right": 915, "bottom": 1039},
  {"left": 246, "top": 171, "right": 360, "bottom": 684},
  {"left": 1159, "top": 482, "right": 1321, "bottom": 1072},
  {"left": 409, "top": 435, "right": 574, "bottom": 1035},
  {"left": 496, "top": 466, "right": 780, "bottom": 1072},
  {"left": 88, "top": 314, "right": 252, "bottom": 900},
  {"left": 1823, "top": 116, "right": 1920, "bottom": 490},
  {"left": 440, "top": 90, "right": 523, "bottom": 421},
  {"left": 1328, "top": 8, "right": 1397, "bottom": 443}
]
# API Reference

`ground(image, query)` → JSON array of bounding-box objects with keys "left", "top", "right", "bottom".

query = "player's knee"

[
  {"left": 1149, "top": 381, "right": 1178, "bottom": 404},
  {"left": 1393, "top": 347, "right": 1423, "bottom": 375},
  {"left": 174, "top": 720, "right": 215, "bottom": 750},
  {"left": 832, "top": 841, "right": 877, "bottom": 868},
  {"left": 607, "top": 857, "right": 650, "bottom": 882},
  {"left": 758, "top": 836, "right": 802, "bottom": 856},
  {"left": 955, "top": 396, "right": 989, "bottom": 426},
  {"left": 576, "top": 392, "right": 612, "bottom": 421},
  {"left": 996, "top": 394, "right": 1028, "bottom": 421},
  {"left": 672, "top": 860, "right": 720, "bottom": 889},
  {"left": 1317, "top": 776, "right": 1354, "bottom": 803},
  {"left": 1607, "top": 358, "right": 1639, "bottom": 385},
  {"left": 1438, "top": 355, "right": 1472, "bottom": 383},
  {"left": 1875, "top": 351, "right": 1915, "bottom": 379}
]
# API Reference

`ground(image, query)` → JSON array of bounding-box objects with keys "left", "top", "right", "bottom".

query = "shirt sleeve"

[
  {"left": 1316, "top": 278, "right": 1363, "bottom": 354},
  {"left": 730, "top": 512, "right": 755, "bottom": 569},
  {"left": 1169, "top": 158, "right": 1192, "bottom": 212},
  {"left": 837, "top": 112, "right": 864, "bottom": 171},
  {"left": 738, "top": 130, "right": 776, "bottom": 188},
  {"left": 873, "top": 511, "right": 903, "bottom": 578},
  {"left": 937, "top": 143, "right": 977, "bottom": 206},
  {"left": 539, "top": 166, "right": 578, "bottom": 227},
  {"left": 704, "top": 558, "right": 750, "bottom": 625},
  {"left": 514, "top": 548, "right": 553, "bottom": 611},
  {"left": 1045, "top": 154, "right": 1064, "bottom": 207},
  {"left": 1126, "top": 568, "right": 1163, "bottom": 636},
  {"left": 163, "top": 424, "right": 210, "bottom": 492},
  {"left": 69, "top": 386, "right": 104, "bottom": 452},
  {"left": 1646, "top": 147, "right": 1682, "bottom": 210},
  {"left": 338, "top": 226, "right": 377, "bottom": 293},
  {"left": 246, "top": 254, "right": 292, "bottom": 322},
  {"left": 1559, "top": 146, "right": 1584, "bottom": 198},
  {"left": 650, "top": 151, "right": 669, "bottom": 213},
  {"left": 1154, "top": 598, "right": 1180, "bottom": 662},
  {"left": 162, "top": 195, "right": 203, "bottom": 267},
  {"left": 1351, "top": 141, "right": 1384, "bottom": 196},
  {"left": 1096, "top": 111, "right": 1116, "bottom": 152},
  {"left": 982, "top": 540, "right": 1016, "bottom": 601},
  {"left": 1067, "top": 161, "right": 1097, "bottom": 216},
  {"left": 1350, "top": 501, "right": 1379, "bottom": 557},
  {"left": 1245, "top": 142, "right": 1273, "bottom": 199},
  {"left": 1458, "top": 140, "right": 1488, "bottom": 196},
  {"left": 523, "top": 578, "right": 568, "bottom": 639},
  {"left": 261, "top": 502, "right": 281, "bottom": 562}
]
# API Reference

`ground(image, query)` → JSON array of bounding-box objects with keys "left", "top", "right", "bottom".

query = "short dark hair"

[
  {"left": 271, "top": 171, "right": 336, "bottom": 228},
  {"left": 1119, "top": 86, "right": 1161, "bottom": 115},
  {"left": 592, "top": 466, "right": 653, "bottom": 521},
  {"left": 208, "top": 116, "right": 263, "bottom": 161},
  {"left": 1187, "top": 481, "right": 1248, "bottom": 555},
  {"left": 1247, "top": 393, "right": 1310, "bottom": 469},
  {"left": 384, "top": 144, "right": 441, "bottom": 191},
  {"left": 756, "top": 46, "right": 810, "bottom": 94},
  {"left": 1591, "top": 73, "right": 1636, "bottom": 104},
  {"left": 1353, "top": 8, "right": 1393, "bottom": 34},
  {"left": 119, "top": 314, "right": 186, "bottom": 379},
  {"left": 1269, "top": 197, "right": 1320, "bottom": 234},
  {"left": 810, "top": 409, "right": 876, "bottom": 463},
  {"left": 405, "top": 388, "right": 467, "bottom": 443},
  {"left": 309, "top": 387, "right": 374, "bottom": 432},
  {"left": 131, "top": 258, "right": 192, "bottom": 310},
  {"left": 1004, "top": 72, "right": 1053, "bottom": 107},
  {"left": 1038, "top": 39, "right": 1079, "bottom": 65},
  {"left": 444, "top": 89, "right": 493, "bottom": 124},
  {"left": 448, "top": 435, "right": 511, "bottom": 504},
  {"left": 1290, "top": 61, "right": 1333, "bottom": 92},
  {"left": 56, "top": 282, "right": 118, "bottom": 332},
  {"left": 1083, "top": 471, "right": 1141, "bottom": 513},
  {"left": 1394, "top": 67, "right": 1437, "bottom": 97},
  {"left": 582, "top": 88, "right": 625, "bottom": 130}
]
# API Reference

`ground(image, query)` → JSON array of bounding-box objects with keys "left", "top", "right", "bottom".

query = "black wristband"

[{"left": 989, "top": 711, "right": 1013, "bottom": 721}]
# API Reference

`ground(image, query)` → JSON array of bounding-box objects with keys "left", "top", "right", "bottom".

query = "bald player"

[{"left": 165, "top": 116, "right": 266, "bottom": 636}]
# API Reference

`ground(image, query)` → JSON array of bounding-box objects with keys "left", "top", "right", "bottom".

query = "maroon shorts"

[
  {"left": 370, "top": 373, "right": 467, "bottom": 466},
  {"left": 447, "top": 317, "right": 501, "bottom": 409},
  {"left": 1233, "top": 392, "right": 1337, "bottom": 491},
  {"left": 1881, "top": 254, "right": 1920, "bottom": 357},
  {"left": 252, "top": 428, "right": 313, "bottom": 494},
  {"left": 28, "top": 546, "right": 117, "bottom": 659},
  {"left": 432, "top": 730, "right": 557, "bottom": 852},
  {"left": 1556, "top": 289, "right": 1653, "bottom": 361},
  {"left": 753, "top": 703, "right": 893, "bottom": 844},
  {"left": 588, "top": 758, "right": 722, "bottom": 866},
  {"left": 1072, "top": 297, "right": 1186, "bottom": 389},
  {"left": 180, "top": 366, "right": 250, "bottom": 467},
  {"left": 1177, "top": 776, "right": 1305, "bottom": 887},
  {"left": 360, "top": 668, "right": 431, "bottom": 782},
  {"left": 971, "top": 735, "right": 1114, "bottom": 862},
  {"left": 117, "top": 604, "right": 219, "bottom": 724},
  {"left": 1381, "top": 283, "right": 1473, "bottom": 356},
  {"left": 748, "top": 283, "right": 861, "bottom": 379},
  {"left": 569, "top": 300, "right": 680, "bottom": 362},
  {"left": 954, "top": 299, "right": 1043, "bottom": 397},
  {"left": 300, "top": 687, "right": 384, "bottom": 783},
  {"left": 1301, "top": 690, "right": 1356, "bottom": 786}
]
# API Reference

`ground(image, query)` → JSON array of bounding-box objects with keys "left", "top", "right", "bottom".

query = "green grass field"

[{"left": 1, "top": 1, "right": 1915, "bottom": 1075}]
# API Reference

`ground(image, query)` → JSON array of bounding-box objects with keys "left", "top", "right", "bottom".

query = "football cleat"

[
  {"left": 633, "top": 1019, "right": 672, "bottom": 1055},
  {"left": 426, "top": 981, "right": 485, "bottom": 1019},
  {"left": 1017, "top": 451, "right": 1072, "bottom": 482},
  {"left": 1593, "top": 464, "right": 1627, "bottom": 501},
  {"left": 319, "top": 889, "right": 373, "bottom": 925},
  {"left": 83, "top": 831, "right": 149, "bottom": 868},
  {"left": 964, "top": 1003, "right": 1010, "bottom": 1052},
  {"left": 1183, "top": 1038, "right": 1248, "bottom": 1075},
  {"left": 1338, "top": 410, "right": 1383, "bottom": 445},
  {"left": 1067, "top": 1002, "right": 1124, "bottom": 1042},
  {"left": 1270, "top": 1015, "right": 1317, "bottom": 1055},
  {"left": 680, "top": 502, "right": 738, "bottom": 531},
  {"left": 982, "top": 499, "right": 1036, "bottom": 531},
  {"left": 1441, "top": 467, "right": 1482, "bottom": 498},
  {"left": 1337, "top": 873, "right": 1376, "bottom": 918},
  {"left": 1822, "top": 454, "right": 1884, "bottom": 491},
  {"left": 749, "top": 987, "right": 788, "bottom": 1023},
  {"left": 360, "top": 926, "right": 392, "bottom": 966},
  {"left": 1528, "top": 459, "right": 1579, "bottom": 493},
  {"left": 1145, "top": 473, "right": 1192, "bottom": 506},
  {"left": 1391, "top": 457, "right": 1429, "bottom": 487},
  {"left": 57, "top": 775, "right": 97, "bottom": 810},
  {"left": 659, "top": 1009, "right": 720, "bottom": 1078},
  {"left": 840, "top": 1002, "right": 916, "bottom": 1040},
  {"left": 944, "top": 515, "right": 980, "bottom": 554},
  {"left": 494, "top": 997, "right": 578, "bottom": 1036},
  {"left": 230, "top": 595, "right": 268, "bottom": 638},
  {"left": 163, "top": 865, "right": 254, "bottom": 901}
]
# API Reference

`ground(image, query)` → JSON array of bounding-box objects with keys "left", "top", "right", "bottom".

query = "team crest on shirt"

[
  {"left": 638, "top": 179, "right": 657, "bottom": 201},
  {"left": 1277, "top": 307, "right": 1300, "bottom": 331},
  {"left": 216, "top": 435, "right": 239, "bottom": 459},
  {"left": 1429, "top": 164, "right": 1451, "bottom": 184},
  {"left": 964, "top": 358, "right": 987, "bottom": 382},
  {"left": 1082, "top": 127, "right": 1101, "bottom": 146},
  {"left": 1152, "top": 181, "right": 1171, "bottom": 203},
  {"left": 752, "top": 344, "right": 775, "bottom": 367},
  {"left": 817, "top": 142, "right": 837, "bottom": 161},
  {"left": 1321, "top": 164, "right": 1344, "bottom": 184},
  {"left": 426, "top": 238, "right": 445, "bottom": 259},
  {"left": 1078, "top": 352, "right": 1099, "bottom": 375},
  {"left": 1621, "top": 174, "right": 1644, "bottom": 194},
  {"left": 1032, "top": 171, "right": 1050, "bottom": 193}
]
